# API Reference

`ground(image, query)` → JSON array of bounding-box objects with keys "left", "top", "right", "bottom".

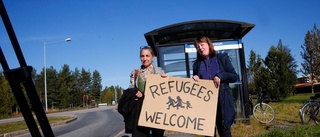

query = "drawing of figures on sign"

[
  {"left": 138, "top": 74, "right": 219, "bottom": 136},
  {"left": 166, "top": 96, "right": 175, "bottom": 110},
  {"left": 185, "top": 101, "right": 192, "bottom": 109},
  {"left": 166, "top": 96, "right": 192, "bottom": 110},
  {"left": 175, "top": 96, "right": 185, "bottom": 110}
]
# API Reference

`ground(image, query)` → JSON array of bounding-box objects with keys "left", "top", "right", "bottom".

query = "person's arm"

[
  {"left": 216, "top": 54, "right": 238, "bottom": 83},
  {"left": 192, "top": 61, "right": 200, "bottom": 82},
  {"left": 156, "top": 67, "right": 167, "bottom": 78}
]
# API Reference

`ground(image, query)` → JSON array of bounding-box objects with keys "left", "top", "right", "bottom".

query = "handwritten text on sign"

[{"left": 138, "top": 74, "right": 219, "bottom": 136}]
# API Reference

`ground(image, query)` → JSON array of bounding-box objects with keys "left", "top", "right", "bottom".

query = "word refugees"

[{"left": 148, "top": 80, "right": 214, "bottom": 102}]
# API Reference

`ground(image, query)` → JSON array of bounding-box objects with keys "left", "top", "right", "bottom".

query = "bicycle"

[
  {"left": 248, "top": 89, "right": 276, "bottom": 123},
  {"left": 299, "top": 93, "right": 320, "bottom": 125}
]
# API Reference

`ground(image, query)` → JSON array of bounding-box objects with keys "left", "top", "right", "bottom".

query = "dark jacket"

[
  {"left": 117, "top": 88, "right": 141, "bottom": 133},
  {"left": 193, "top": 53, "right": 238, "bottom": 130}
]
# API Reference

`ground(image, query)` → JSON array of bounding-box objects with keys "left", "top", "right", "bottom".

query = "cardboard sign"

[{"left": 138, "top": 74, "right": 219, "bottom": 136}]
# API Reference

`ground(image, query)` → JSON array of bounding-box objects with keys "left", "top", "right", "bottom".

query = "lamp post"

[{"left": 44, "top": 38, "right": 71, "bottom": 112}]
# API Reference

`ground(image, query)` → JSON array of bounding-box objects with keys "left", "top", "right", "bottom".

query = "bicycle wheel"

[
  {"left": 253, "top": 103, "right": 275, "bottom": 123},
  {"left": 300, "top": 102, "right": 320, "bottom": 125}
]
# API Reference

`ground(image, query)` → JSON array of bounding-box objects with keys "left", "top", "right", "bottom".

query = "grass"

[
  {"left": 229, "top": 93, "right": 320, "bottom": 137},
  {"left": 257, "top": 125, "right": 320, "bottom": 137},
  {"left": 281, "top": 93, "right": 315, "bottom": 103},
  {"left": 0, "top": 116, "right": 74, "bottom": 134}
]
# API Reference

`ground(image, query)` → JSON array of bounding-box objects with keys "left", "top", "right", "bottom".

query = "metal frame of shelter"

[
  {"left": 144, "top": 20, "right": 255, "bottom": 121},
  {"left": 0, "top": 1, "right": 54, "bottom": 136}
]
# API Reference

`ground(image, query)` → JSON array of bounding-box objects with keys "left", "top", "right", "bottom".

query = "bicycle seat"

[
  {"left": 310, "top": 96, "right": 317, "bottom": 100},
  {"left": 310, "top": 93, "right": 320, "bottom": 100}
]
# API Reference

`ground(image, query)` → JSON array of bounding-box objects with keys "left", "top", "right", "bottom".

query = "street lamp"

[{"left": 44, "top": 38, "right": 71, "bottom": 112}]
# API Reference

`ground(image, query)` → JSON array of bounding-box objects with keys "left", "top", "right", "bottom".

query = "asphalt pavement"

[{"left": 0, "top": 107, "right": 197, "bottom": 137}]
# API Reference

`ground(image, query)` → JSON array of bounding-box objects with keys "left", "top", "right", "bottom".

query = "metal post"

[
  {"left": 44, "top": 42, "right": 47, "bottom": 111},
  {"left": 0, "top": 1, "right": 55, "bottom": 136},
  {"left": 44, "top": 38, "right": 71, "bottom": 112}
]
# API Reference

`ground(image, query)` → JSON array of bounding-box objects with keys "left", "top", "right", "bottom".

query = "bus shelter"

[{"left": 144, "top": 20, "right": 255, "bottom": 121}]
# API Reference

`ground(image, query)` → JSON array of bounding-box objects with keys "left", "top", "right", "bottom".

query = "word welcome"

[{"left": 144, "top": 111, "right": 205, "bottom": 131}]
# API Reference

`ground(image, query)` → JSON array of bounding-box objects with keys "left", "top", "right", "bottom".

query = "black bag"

[{"left": 117, "top": 88, "right": 138, "bottom": 133}]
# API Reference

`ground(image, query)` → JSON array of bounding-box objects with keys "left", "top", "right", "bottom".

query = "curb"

[{"left": 0, "top": 116, "right": 77, "bottom": 137}]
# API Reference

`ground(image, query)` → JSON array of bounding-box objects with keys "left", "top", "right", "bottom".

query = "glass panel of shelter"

[{"left": 158, "top": 45, "right": 187, "bottom": 77}]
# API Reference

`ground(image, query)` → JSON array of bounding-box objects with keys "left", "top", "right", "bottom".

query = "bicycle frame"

[
  {"left": 255, "top": 93, "right": 267, "bottom": 114},
  {"left": 251, "top": 89, "right": 275, "bottom": 123},
  {"left": 248, "top": 91, "right": 267, "bottom": 114},
  {"left": 299, "top": 95, "right": 320, "bottom": 125},
  {"left": 256, "top": 90, "right": 269, "bottom": 105}
]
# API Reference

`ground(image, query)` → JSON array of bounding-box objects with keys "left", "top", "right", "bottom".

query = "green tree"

[
  {"left": 46, "top": 66, "right": 58, "bottom": 109},
  {"left": 115, "top": 86, "right": 123, "bottom": 103},
  {"left": 300, "top": 24, "right": 320, "bottom": 94},
  {"left": 34, "top": 68, "right": 45, "bottom": 105},
  {"left": 264, "top": 40, "right": 297, "bottom": 101},
  {"left": 0, "top": 72, "right": 15, "bottom": 118},
  {"left": 254, "top": 66, "right": 271, "bottom": 94},
  {"left": 80, "top": 68, "right": 91, "bottom": 94},
  {"left": 246, "top": 50, "right": 264, "bottom": 94},
  {"left": 106, "top": 86, "right": 116, "bottom": 105},
  {"left": 79, "top": 68, "right": 91, "bottom": 106},
  {"left": 100, "top": 86, "right": 109, "bottom": 103},
  {"left": 57, "top": 64, "right": 73, "bottom": 108},
  {"left": 91, "top": 70, "right": 102, "bottom": 103},
  {"left": 70, "top": 68, "right": 83, "bottom": 107}
]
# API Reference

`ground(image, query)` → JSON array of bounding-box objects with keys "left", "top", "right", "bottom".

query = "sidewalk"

[
  {"left": 117, "top": 132, "right": 196, "bottom": 137},
  {"left": 115, "top": 129, "right": 196, "bottom": 137}
]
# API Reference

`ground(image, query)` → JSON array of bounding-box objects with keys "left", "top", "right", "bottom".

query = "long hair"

[{"left": 194, "top": 36, "right": 217, "bottom": 61}]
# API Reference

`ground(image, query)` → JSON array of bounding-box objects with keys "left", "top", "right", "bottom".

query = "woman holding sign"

[
  {"left": 128, "top": 46, "right": 167, "bottom": 137},
  {"left": 192, "top": 36, "right": 238, "bottom": 137}
]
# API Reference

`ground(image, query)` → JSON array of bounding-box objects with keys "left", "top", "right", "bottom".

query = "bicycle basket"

[{"left": 263, "top": 95, "right": 271, "bottom": 103}]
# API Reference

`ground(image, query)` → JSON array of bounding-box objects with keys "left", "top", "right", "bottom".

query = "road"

[
  {"left": 17, "top": 106, "right": 126, "bottom": 137},
  {"left": 1, "top": 106, "right": 193, "bottom": 137}
]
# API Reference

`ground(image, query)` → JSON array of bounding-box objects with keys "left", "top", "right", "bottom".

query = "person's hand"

[
  {"left": 160, "top": 74, "right": 167, "bottom": 78},
  {"left": 136, "top": 91, "right": 143, "bottom": 98},
  {"left": 213, "top": 76, "right": 220, "bottom": 88},
  {"left": 192, "top": 75, "right": 200, "bottom": 82}
]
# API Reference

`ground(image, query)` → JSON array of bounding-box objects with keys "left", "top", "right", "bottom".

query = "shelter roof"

[{"left": 144, "top": 19, "right": 255, "bottom": 55}]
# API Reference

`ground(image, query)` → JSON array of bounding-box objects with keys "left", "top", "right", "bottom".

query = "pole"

[
  {"left": 44, "top": 42, "right": 47, "bottom": 111},
  {"left": 43, "top": 38, "right": 71, "bottom": 112}
]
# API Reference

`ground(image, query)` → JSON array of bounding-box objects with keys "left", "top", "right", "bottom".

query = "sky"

[{"left": 0, "top": 0, "right": 319, "bottom": 89}]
